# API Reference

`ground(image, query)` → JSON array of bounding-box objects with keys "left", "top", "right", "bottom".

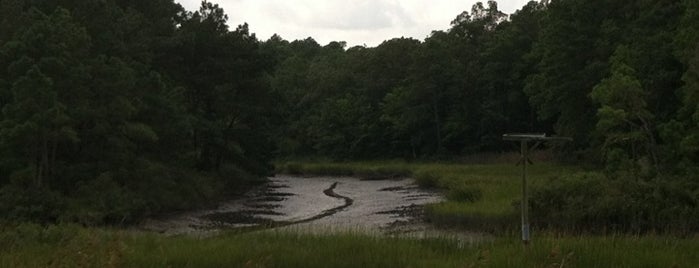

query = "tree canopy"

[{"left": 1, "top": 0, "right": 697, "bottom": 224}]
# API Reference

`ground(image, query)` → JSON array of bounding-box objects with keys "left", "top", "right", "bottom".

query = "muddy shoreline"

[{"left": 140, "top": 175, "right": 444, "bottom": 236}]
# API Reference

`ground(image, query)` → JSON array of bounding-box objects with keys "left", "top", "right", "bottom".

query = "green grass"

[
  {"left": 277, "top": 160, "right": 580, "bottom": 230},
  {"left": 124, "top": 231, "right": 470, "bottom": 267},
  {"left": 124, "top": 231, "right": 699, "bottom": 267},
  {"left": 277, "top": 161, "right": 414, "bottom": 179},
  {"left": 4, "top": 160, "right": 695, "bottom": 267},
  {"left": 3, "top": 225, "right": 698, "bottom": 267},
  {"left": 0, "top": 224, "right": 123, "bottom": 267}
]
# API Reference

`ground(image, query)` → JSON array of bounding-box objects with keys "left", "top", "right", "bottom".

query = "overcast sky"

[{"left": 176, "top": 0, "right": 534, "bottom": 47}]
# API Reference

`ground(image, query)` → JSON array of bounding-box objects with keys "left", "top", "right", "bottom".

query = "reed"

[
  {"left": 3, "top": 225, "right": 698, "bottom": 267},
  {"left": 277, "top": 160, "right": 580, "bottom": 231}
]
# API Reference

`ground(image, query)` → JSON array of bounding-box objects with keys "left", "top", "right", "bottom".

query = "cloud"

[
  {"left": 176, "top": 0, "right": 534, "bottom": 47},
  {"left": 306, "top": 0, "right": 415, "bottom": 30}
]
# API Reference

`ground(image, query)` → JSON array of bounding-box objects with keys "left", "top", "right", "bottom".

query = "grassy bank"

[
  {"left": 2, "top": 224, "right": 698, "bottom": 267},
  {"left": 276, "top": 160, "right": 580, "bottom": 230},
  {"left": 4, "top": 160, "right": 698, "bottom": 267},
  {"left": 123, "top": 231, "right": 699, "bottom": 267}
]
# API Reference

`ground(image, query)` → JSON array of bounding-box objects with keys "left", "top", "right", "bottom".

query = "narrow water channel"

[{"left": 141, "top": 175, "right": 444, "bottom": 235}]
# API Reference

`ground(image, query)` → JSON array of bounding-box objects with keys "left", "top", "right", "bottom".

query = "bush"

[
  {"left": 363, "top": 166, "right": 411, "bottom": 180},
  {"left": 530, "top": 172, "right": 699, "bottom": 234},
  {"left": 280, "top": 162, "right": 303, "bottom": 175},
  {"left": 413, "top": 170, "right": 440, "bottom": 188},
  {"left": 63, "top": 173, "right": 143, "bottom": 225},
  {"left": 219, "top": 164, "right": 264, "bottom": 188},
  {"left": 0, "top": 184, "right": 64, "bottom": 224}
]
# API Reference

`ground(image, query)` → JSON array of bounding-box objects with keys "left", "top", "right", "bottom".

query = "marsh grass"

[
  {"left": 0, "top": 223, "right": 123, "bottom": 268},
  {"left": 121, "top": 232, "right": 699, "bottom": 267},
  {"left": 3, "top": 225, "right": 698, "bottom": 267},
  {"left": 277, "top": 160, "right": 580, "bottom": 230},
  {"left": 481, "top": 234, "right": 699, "bottom": 267},
  {"left": 277, "top": 161, "right": 413, "bottom": 179},
  {"left": 4, "top": 160, "right": 695, "bottom": 267},
  {"left": 123, "top": 231, "right": 472, "bottom": 267}
]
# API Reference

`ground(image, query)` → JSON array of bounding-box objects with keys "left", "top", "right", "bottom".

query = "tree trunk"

[
  {"left": 638, "top": 116, "right": 658, "bottom": 168},
  {"left": 50, "top": 141, "right": 58, "bottom": 180},
  {"left": 431, "top": 102, "right": 442, "bottom": 152},
  {"left": 36, "top": 136, "right": 49, "bottom": 188}
]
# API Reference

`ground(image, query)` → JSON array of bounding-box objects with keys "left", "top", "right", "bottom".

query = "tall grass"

[
  {"left": 3, "top": 225, "right": 698, "bottom": 267},
  {"left": 4, "top": 160, "right": 694, "bottom": 267},
  {"left": 277, "top": 160, "right": 580, "bottom": 230},
  {"left": 0, "top": 223, "right": 123, "bottom": 267},
  {"left": 135, "top": 231, "right": 685, "bottom": 268},
  {"left": 277, "top": 161, "right": 413, "bottom": 179},
  {"left": 482, "top": 234, "right": 699, "bottom": 267},
  {"left": 419, "top": 163, "right": 579, "bottom": 230},
  {"left": 124, "top": 231, "right": 471, "bottom": 267}
]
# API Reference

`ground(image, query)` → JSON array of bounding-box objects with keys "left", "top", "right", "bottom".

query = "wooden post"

[
  {"left": 521, "top": 140, "right": 529, "bottom": 245},
  {"left": 502, "top": 133, "right": 571, "bottom": 247}
]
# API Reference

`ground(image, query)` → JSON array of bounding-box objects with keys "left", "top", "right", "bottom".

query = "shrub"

[
  {"left": 364, "top": 166, "right": 411, "bottom": 180},
  {"left": 0, "top": 184, "right": 64, "bottom": 224},
  {"left": 530, "top": 172, "right": 699, "bottom": 234},
  {"left": 281, "top": 162, "right": 303, "bottom": 175},
  {"left": 63, "top": 173, "right": 145, "bottom": 225},
  {"left": 413, "top": 170, "right": 440, "bottom": 188}
]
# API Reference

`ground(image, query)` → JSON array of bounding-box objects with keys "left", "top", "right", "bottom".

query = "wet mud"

[{"left": 140, "top": 175, "right": 444, "bottom": 236}]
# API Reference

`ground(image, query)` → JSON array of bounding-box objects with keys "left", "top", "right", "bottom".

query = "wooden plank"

[{"left": 502, "top": 133, "right": 572, "bottom": 141}]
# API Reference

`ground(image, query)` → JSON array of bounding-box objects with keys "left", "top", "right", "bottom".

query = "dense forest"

[{"left": 1, "top": 0, "right": 698, "bottom": 227}]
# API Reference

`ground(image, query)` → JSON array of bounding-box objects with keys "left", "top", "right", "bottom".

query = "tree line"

[
  {"left": 0, "top": 0, "right": 698, "bottom": 225},
  {"left": 269, "top": 0, "right": 698, "bottom": 176},
  {"left": 0, "top": 0, "right": 275, "bottom": 224}
]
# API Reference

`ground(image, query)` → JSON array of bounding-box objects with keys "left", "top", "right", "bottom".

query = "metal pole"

[{"left": 521, "top": 140, "right": 530, "bottom": 245}]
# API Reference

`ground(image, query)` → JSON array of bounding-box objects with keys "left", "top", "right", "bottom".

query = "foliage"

[
  {"left": 0, "top": 1, "right": 274, "bottom": 224},
  {"left": 590, "top": 45, "right": 658, "bottom": 173},
  {"left": 277, "top": 160, "right": 577, "bottom": 231},
  {"left": 280, "top": 159, "right": 699, "bottom": 234},
  {"left": 267, "top": 2, "right": 552, "bottom": 159},
  {"left": 263, "top": 0, "right": 691, "bottom": 169},
  {"left": 531, "top": 172, "right": 699, "bottom": 234},
  {"left": 267, "top": 0, "right": 699, "bottom": 237},
  {"left": 2, "top": 0, "right": 699, "bottom": 230}
]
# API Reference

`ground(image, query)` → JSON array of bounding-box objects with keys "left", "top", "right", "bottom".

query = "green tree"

[
  {"left": 525, "top": 0, "right": 611, "bottom": 148},
  {"left": 0, "top": 8, "right": 87, "bottom": 187},
  {"left": 381, "top": 31, "right": 463, "bottom": 157},
  {"left": 1, "top": 67, "right": 78, "bottom": 187},
  {"left": 455, "top": 1, "right": 546, "bottom": 151},
  {"left": 161, "top": 2, "right": 273, "bottom": 175},
  {"left": 677, "top": 49, "right": 699, "bottom": 168},
  {"left": 0, "top": 1, "right": 277, "bottom": 224},
  {"left": 590, "top": 46, "right": 657, "bottom": 172},
  {"left": 669, "top": 0, "right": 699, "bottom": 172},
  {"left": 0, "top": 0, "right": 25, "bottom": 41}
]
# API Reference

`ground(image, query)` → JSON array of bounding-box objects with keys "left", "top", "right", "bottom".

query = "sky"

[{"left": 176, "top": 0, "right": 534, "bottom": 47}]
